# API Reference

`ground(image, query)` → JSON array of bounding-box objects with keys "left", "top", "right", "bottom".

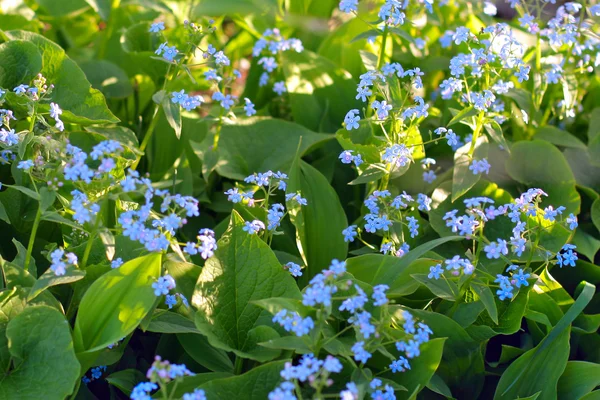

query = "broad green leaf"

[
  {"left": 411, "top": 273, "right": 458, "bottom": 300},
  {"left": 395, "top": 307, "right": 485, "bottom": 398},
  {"left": 146, "top": 310, "right": 200, "bottom": 334},
  {"left": 336, "top": 124, "right": 382, "bottom": 164},
  {"left": 472, "top": 280, "right": 499, "bottom": 324},
  {"left": 177, "top": 333, "right": 234, "bottom": 373},
  {"left": 0, "top": 40, "right": 42, "bottom": 89},
  {"left": 349, "top": 164, "right": 386, "bottom": 185},
  {"left": 484, "top": 120, "right": 510, "bottom": 152},
  {"left": 196, "top": 117, "right": 331, "bottom": 180},
  {"left": 346, "top": 236, "right": 462, "bottom": 291},
  {"left": 196, "top": 360, "right": 288, "bottom": 399},
  {"left": 557, "top": 361, "right": 600, "bottom": 400},
  {"left": 317, "top": 18, "right": 369, "bottom": 78},
  {"left": 164, "top": 372, "right": 233, "bottom": 398},
  {"left": 448, "top": 106, "right": 477, "bottom": 127},
  {"left": 506, "top": 140, "right": 580, "bottom": 215},
  {"left": 34, "top": 0, "right": 89, "bottom": 17},
  {"left": 536, "top": 126, "right": 586, "bottom": 149},
  {"left": 588, "top": 107, "right": 600, "bottom": 141},
  {"left": 487, "top": 345, "right": 527, "bottom": 367},
  {"left": 153, "top": 89, "right": 182, "bottom": 139},
  {"left": 192, "top": 212, "right": 301, "bottom": 361},
  {"left": 5, "top": 30, "right": 118, "bottom": 124},
  {"left": 74, "top": 253, "right": 162, "bottom": 354},
  {"left": 80, "top": 59, "right": 133, "bottom": 99},
  {"left": 106, "top": 369, "right": 146, "bottom": 396},
  {"left": 28, "top": 264, "right": 85, "bottom": 301},
  {"left": 452, "top": 135, "right": 489, "bottom": 202},
  {"left": 580, "top": 391, "right": 600, "bottom": 400},
  {"left": 258, "top": 335, "right": 312, "bottom": 353},
  {"left": 0, "top": 306, "right": 80, "bottom": 400},
  {"left": 589, "top": 134, "right": 600, "bottom": 168},
  {"left": 286, "top": 158, "right": 348, "bottom": 282},
  {"left": 467, "top": 283, "right": 534, "bottom": 340},
  {"left": 572, "top": 229, "right": 600, "bottom": 261},
  {"left": 494, "top": 283, "right": 596, "bottom": 400},
  {"left": 282, "top": 50, "right": 361, "bottom": 132},
  {"left": 592, "top": 198, "right": 600, "bottom": 233},
  {"left": 192, "top": 0, "right": 277, "bottom": 16},
  {"left": 384, "top": 338, "right": 447, "bottom": 400}
]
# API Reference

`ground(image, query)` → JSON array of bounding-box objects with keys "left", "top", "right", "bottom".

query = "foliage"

[{"left": 0, "top": 0, "right": 599, "bottom": 399}]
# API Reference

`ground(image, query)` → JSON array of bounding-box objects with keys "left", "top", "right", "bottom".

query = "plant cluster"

[{"left": 0, "top": 0, "right": 599, "bottom": 399}]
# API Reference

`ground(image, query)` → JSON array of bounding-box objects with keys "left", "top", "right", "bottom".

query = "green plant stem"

[
  {"left": 24, "top": 176, "right": 40, "bottom": 272},
  {"left": 234, "top": 356, "right": 244, "bottom": 375},
  {"left": 24, "top": 208, "right": 41, "bottom": 272},
  {"left": 468, "top": 111, "right": 485, "bottom": 156}
]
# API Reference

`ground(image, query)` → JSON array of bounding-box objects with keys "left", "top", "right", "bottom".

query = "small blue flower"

[
  {"left": 17, "top": 160, "right": 34, "bottom": 171},
  {"left": 428, "top": 264, "right": 443, "bottom": 279},
  {"left": 149, "top": 21, "right": 165, "bottom": 32}
]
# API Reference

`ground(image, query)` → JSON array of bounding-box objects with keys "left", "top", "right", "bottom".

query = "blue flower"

[
  {"left": 342, "top": 225, "right": 358, "bottom": 242},
  {"left": 111, "top": 258, "right": 123, "bottom": 268},
  {"left": 273, "top": 81, "right": 287, "bottom": 95},
  {"left": 182, "top": 389, "right": 207, "bottom": 400},
  {"left": 407, "top": 216, "right": 419, "bottom": 238},
  {"left": 243, "top": 220, "right": 265, "bottom": 234},
  {"left": 372, "top": 284, "right": 389, "bottom": 306},
  {"left": 339, "top": 0, "right": 358, "bottom": 13},
  {"left": 149, "top": 21, "right": 165, "bottom": 32},
  {"left": 428, "top": 264, "right": 443, "bottom": 279},
  {"left": 557, "top": 244, "right": 578, "bottom": 267},
  {"left": 17, "top": 160, "right": 34, "bottom": 171},
  {"left": 285, "top": 262, "right": 303, "bottom": 277},
  {"left": 344, "top": 109, "right": 360, "bottom": 130},
  {"left": 484, "top": 239, "right": 509, "bottom": 259},
  {"left": 566, "top": 213, "right": 578, "bottom": 230},
  {"left": 469, "top": 158, "right": 491, "bottom": 175},
  {"left": 390, "top": 356, "right": 410, "bottom": 372},
  {"left": 244, "top": 98, "right": 256, "bottom": 116},
  {"left": 351, "top": 341, "right": 372, "bottom": 363},
  {"left": 513, "top": 269, "right": 530, "bottom": 288}
]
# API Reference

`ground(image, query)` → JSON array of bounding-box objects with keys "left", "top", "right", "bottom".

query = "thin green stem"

[
  {"left": 24, "top": 176, "right": 41, "bottom": 272},
  {"left": 234, "top": 356, "right": 244, "bottom": 375}
]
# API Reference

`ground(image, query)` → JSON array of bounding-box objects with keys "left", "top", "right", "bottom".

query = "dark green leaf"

[{"left": 286, "top": 159, "right": 348, "bottom": 282}]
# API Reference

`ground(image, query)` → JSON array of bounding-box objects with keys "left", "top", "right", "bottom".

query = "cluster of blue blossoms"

[
  {"left": 131, "top": 356, "right": 205, "bottom": 400},
  {"left": 269, "top": 260, "right": 433, "bottom": 399}
]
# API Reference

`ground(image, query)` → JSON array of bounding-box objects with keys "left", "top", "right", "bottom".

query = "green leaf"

[
  {"left": 197, "top": 117, "right": 331, "bottom": 180},
  {"left": 0, "top": 306, "right": 80, "bottom": 400},
  {"left": 588, "top": 134, "right": 600, "bottom": 168},
  {"left": 38, "top": 187, "right": 56, "bottom": 211},
  {"left": 348, "top": 164, "right": 386, "bottom": 185},
  {"left": 411, "top": 273, "right": 458, "bottom": 300},
  {"left": 154, "top": 89, "right": 182, "bottom": 139},
  {"left": 195, "top": 360, "right": 288, "bottom": 400},
  {"left": 34, "top": 0, "right": 89, "bottom": 17},
  {"left": 258, "top": 335, "right": 311, "bottom": 353},
  {"left": 0, "top": 40, "right": 42, "bottom": 89},
  {"left": 28, "top": 264, "right": 85, "bottom": 301},
  {"left": 317, "top": 18, "right": 368, "bottom": 78},
  {"left": 146, "top": 310, "right": 200, "bottom": 334},
  {"left": 282, "top": 50, "right": 361, "bottom": 132},
  {"left": 448, "top": 106, "right": 477, "bottom": 127},
  {"left": 74, "top": 253, "right": 162, "bottom": 354},
  {"left": 535, "top": 126, "right": 586, "bottom": 149},
  {"left": 571, "top": 229, "right": 600, "bottom": 261},
  {"left": 177, "top": 333, "right": 234, "bottom": 373},
  {"left": 106, "top": 369, "right": 146, "bottom": 396},
  {"left": 494, "top": 283, "right": 596, "bottom": 400},
  {"left": 385, "top": 338, "right": 447, "bottom": 400},
  {"left": 471, "top": 280, "right": 499, "bottom": 324},
  {"left": 346, "top": 236, "right": 462, "bottom": 292},
  {"left": 5, "top": 184, "right": 39, "bottom": 201},
  {"left": 80, "top": 59, "right": 133, "bottom": 99},
  {"left": 557, "top": 361, "right": 600, "bottom": 400},
  {"left": 592, "top": 198, "right": 600, "bottom": 233},
  {"left": 5, "top": 30, "right": 118, "bottom": 124},
  {"left": 588, "top": 107, "right": 600, "bottom": 141},
  {"left": 286, "top": 158, "right": 348, "bottom": 282},
  {"left": 163, "top": 372, "right": 233, "bottom": 398},
  {"left": 452, "top": 135, "right": 489, "bottom": 202},
  {"left": 483, "top": 120, "right": 510, "bottom": 152},
  {"left": 192, "top": 212, "right": 301, "bottom": 361},
  {"left": 506, "top": 140, "right": 580, "bottom": 215},
  {"left": 395, "top": 307, "right": 485, "bottom": 398}
]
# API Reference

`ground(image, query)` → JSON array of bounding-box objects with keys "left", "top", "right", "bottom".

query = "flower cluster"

[
  {"left": 429, "top": 189, "right": 578, "bottom": 300},
  {"left": 226, "top": 170, "right": 307, "bottom": 237},
  {"left": 183, "top": 228, "right": 218, "bottom": 259},
  {"left": 49, "top": 248, "right": 78, "bottom": 276},
  {"left": 268, "top": 259, "right": 432, "bottom": 399},
  {"left": 252, "top": 28, "right": 303, "bottom": 92},
  {"left": 131, "top": 356, "right": 205, "bottom": 400},
  {"left": 81, "top": 365, "right": 107, "bottom": 385}
]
